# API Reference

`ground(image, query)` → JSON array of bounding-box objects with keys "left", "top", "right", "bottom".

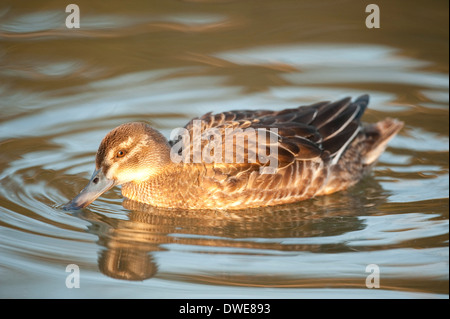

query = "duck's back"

[{"left": 127, "top": 95, "right": 403, "bottom": 210}]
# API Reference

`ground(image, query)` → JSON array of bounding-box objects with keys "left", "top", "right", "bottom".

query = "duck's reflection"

[
  {"left": 79, "top": 177, "right": 388, "bottom": 281},
  {"left": 98, "top": 247, "right": 158, "bottom": 281}
]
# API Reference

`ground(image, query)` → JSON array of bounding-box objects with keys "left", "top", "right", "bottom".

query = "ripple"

[
  {"left": 214, "top": 44, "right": 431, "bottom": 69},
  {"left": 0, "top": 0, "right": 447, "bottom": 298},
  {"left": 0, "top": 9, "right": 236, "bottom": 40}
]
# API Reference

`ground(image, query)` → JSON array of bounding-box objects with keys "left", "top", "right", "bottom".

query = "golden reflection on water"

[
  {"left": 76, "top": 189, "right": 448, "bottom": 297},
  {"left": 79, "top": 184, "right": 383, "bottom": 281}
]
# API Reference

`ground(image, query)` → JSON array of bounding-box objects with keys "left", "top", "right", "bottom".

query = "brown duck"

[{"left": 64, "top": 95, "right": 403, "bottom": 210}]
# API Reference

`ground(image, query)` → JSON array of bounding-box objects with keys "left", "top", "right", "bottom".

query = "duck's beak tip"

[
  {"left": 62, "top": 199, "right": 85, "bottom": 211},
  {"left": 64, "top": 169, "right": 116, "bottom": 211}
]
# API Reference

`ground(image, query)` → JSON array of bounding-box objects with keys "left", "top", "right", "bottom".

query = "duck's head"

[{"left": 64, "top": 122, "right": 171, "bottom": 210}]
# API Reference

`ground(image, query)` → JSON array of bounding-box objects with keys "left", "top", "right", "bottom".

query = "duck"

[{"left": 64, "top": 95, "right": 404, "bottom": 211}]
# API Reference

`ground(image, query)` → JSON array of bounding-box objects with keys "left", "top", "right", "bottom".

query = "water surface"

[{"left": 0, "top": 0, "right": 448, "bottom": 298}]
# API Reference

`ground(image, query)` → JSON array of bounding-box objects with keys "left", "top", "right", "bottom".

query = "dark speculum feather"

[
  {"left": 354, "top": 94, "right": 369, "bottom": 119},
  {"left": 291, "top": 108, "right": 318, "bottom": 124},
  {"left": 321, "top": 122, "right": 359, "bottom": 156},
  {"left": 280, "top": 140, "right": 300, "bottom": 154},
  {"left": 318, "top": 104, "right": 358, "bottom": 140},
  {"left": 275, "top": 108, "right": 299, "bottom": 116},
  {"left": 258, "top": 116, "right": 276, "bottom": 125},
  {"left": 273, "top": 111, "right": 298, "bottom": 123},
  {"left": 275, "top": 127, "right": 297, "bottom": 137},
  {"left": 310, "top": 97, "right": 351, "bottom": 128},
  {"left": 282, "top": 123, "right": 318, "bottom": 139},
  {"left": 288, "top": 137, "right": 322, "bottom": 159}
]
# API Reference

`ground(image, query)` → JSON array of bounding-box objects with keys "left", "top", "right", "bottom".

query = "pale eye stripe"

[
  {"left": 108, "top": 137, "right": 135, "bottom": 159},
  {"left": 117, "top": 137, "right": 135, "bottom": 150}
]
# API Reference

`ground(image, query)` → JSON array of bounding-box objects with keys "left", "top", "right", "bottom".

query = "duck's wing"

[{"left": 170, "top": 95, "right": 369, "bottom": 169}]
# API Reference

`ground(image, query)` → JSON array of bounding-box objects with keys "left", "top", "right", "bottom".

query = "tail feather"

[{"left": 363, "top": 118, "right": 404, "bottom": 166}]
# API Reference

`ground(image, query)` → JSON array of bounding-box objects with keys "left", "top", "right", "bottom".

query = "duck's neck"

[{"left": 120, "top": 163, "right": 201, "bottom": 209}]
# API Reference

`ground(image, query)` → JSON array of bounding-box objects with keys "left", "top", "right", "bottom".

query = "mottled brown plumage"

[{"left": 64, "top": 95, "right": 404, "bottom": 211}]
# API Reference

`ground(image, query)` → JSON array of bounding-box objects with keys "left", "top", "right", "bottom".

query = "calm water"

[{"left": 0, "top": 0, "right": 448, "bottom": 299}]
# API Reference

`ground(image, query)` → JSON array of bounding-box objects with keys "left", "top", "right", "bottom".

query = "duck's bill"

[{"left": 63, "top": 169, "right": 116, "bottom": 210}]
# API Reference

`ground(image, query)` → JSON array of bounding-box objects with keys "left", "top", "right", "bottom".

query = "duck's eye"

[{"left": 116, "top": 150, "right": 126, "bottom": 158}]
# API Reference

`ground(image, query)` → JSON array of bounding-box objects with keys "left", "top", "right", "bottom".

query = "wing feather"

[{"left": 170, "top": 96, "right": 370, "bottom": 185}]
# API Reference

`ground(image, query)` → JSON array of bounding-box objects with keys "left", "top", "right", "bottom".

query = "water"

[{"left": 0, "top": 0, "right": 448, "bottom": 299}]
